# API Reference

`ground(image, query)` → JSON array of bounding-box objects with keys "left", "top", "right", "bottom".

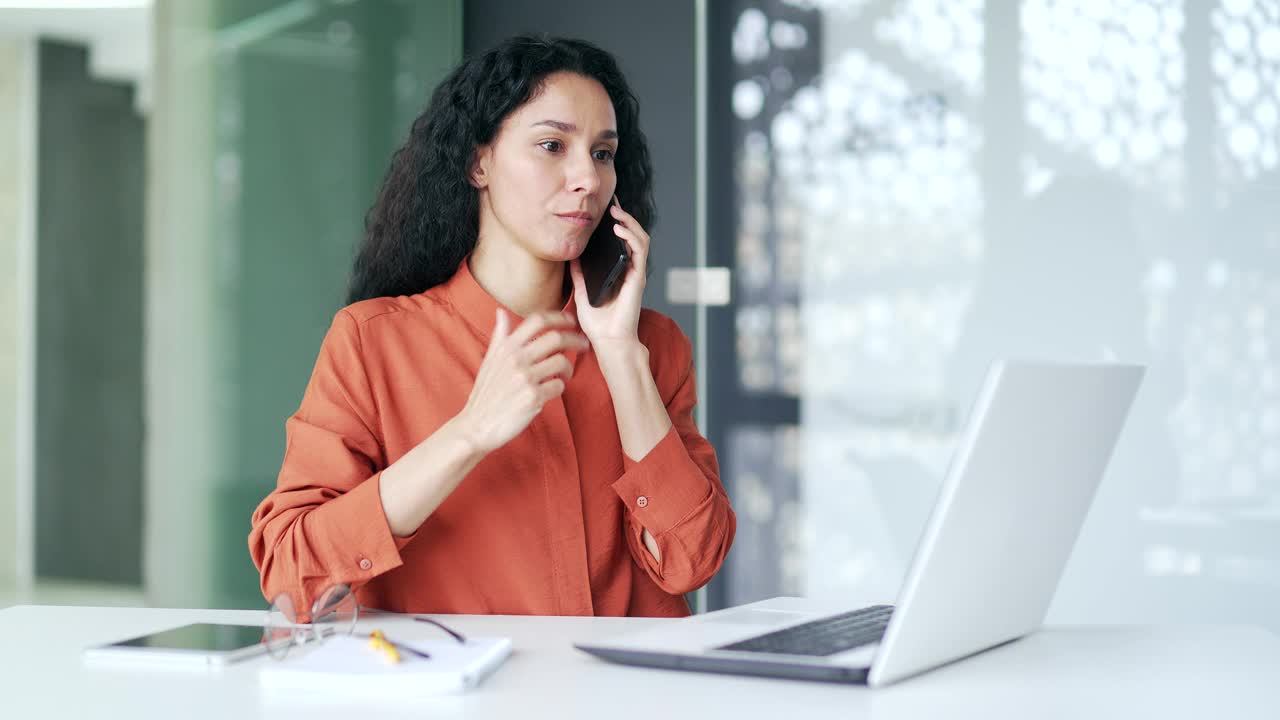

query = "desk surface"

[{"left": 3, "top": 604, "right": 1279, "bottom": 719}]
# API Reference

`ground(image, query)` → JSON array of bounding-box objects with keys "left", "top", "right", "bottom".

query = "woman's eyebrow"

[{"left": 530, "top": 119, "right": 619, "bottom": 141}]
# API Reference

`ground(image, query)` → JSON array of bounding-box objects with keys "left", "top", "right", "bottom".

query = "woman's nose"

[{"left": 567, "top": 153, "right": 601, "bottom": 194}]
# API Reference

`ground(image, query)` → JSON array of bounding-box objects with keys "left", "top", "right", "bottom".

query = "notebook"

[{"left": 259, "top": 635, "right": 512, "bottom": 697}]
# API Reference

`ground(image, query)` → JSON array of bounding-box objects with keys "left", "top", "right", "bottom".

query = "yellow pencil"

[{"left": 368, "top": 630, "right": 401, "bottom": 664}]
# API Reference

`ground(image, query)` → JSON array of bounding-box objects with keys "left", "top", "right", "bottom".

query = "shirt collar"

[{"left": 442, "top": 256, "right": 579, "bottom": 344}]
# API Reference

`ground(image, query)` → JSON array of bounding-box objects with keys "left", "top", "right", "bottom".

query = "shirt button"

[
  {"left": 358, "top": 557, "right": 373, "bottom": 571},
  {"left": 637, "top": 496, "right": 649, "bottom": 508}
]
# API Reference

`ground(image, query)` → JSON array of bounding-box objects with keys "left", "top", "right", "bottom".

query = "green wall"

[{"left": 148, "top": 0, "right": 462, "bottom": 609}]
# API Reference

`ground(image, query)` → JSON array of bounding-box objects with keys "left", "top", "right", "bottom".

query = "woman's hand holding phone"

[
  {"left": 455, "top": 309, "right": 589, "bottom": 453},
  {"left": 570, "top": 196, "right": 651, "bottom": 349}
]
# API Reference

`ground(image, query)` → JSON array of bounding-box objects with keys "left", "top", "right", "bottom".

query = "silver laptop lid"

[{"left": 868, "top": 361, "right": 1144, "bottom": 686}]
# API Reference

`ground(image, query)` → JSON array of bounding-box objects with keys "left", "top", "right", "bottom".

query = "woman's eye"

[
  {"left": 539, "top": 140, "right": 563, "bottom": 153},
  {"left": 593, "top": 149, "right": 616, "bottom": 162}
]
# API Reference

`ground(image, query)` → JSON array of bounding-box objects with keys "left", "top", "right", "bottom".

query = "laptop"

[{"left": 576, "top": 361, "right": 1144, "bottom": 686}]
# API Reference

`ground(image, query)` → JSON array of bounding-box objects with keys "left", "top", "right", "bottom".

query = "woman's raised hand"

[
  {"left": 455, "top": 309, "right": 589, "bottom": 454},
  {"left": 570, "top": 197, "right": 650, "bottom": 348}
]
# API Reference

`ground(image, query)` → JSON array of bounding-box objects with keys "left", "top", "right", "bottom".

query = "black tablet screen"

[{"left": 112, "top": 623, "right": 264, "bottom": 652}]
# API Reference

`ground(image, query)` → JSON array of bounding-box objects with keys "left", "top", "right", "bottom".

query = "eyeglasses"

[
  {"left": 262, "top": 584, "right": 468, "bottom": 661},
  {"left": 262, "top": 585, "right": 357, "bottom": 660}
]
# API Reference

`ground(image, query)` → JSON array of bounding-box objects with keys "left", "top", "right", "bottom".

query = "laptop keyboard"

[{"left": 716, "top": 605, "right": 895, "bottom": 657}]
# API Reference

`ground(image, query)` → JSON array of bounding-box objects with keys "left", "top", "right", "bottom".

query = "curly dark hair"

[{"left": 347, "top": 35, "right": 655, "bottom": 304}]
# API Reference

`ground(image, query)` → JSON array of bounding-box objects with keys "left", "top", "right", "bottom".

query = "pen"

[{"left": 368, "top": 630, "right": 432, "bottom": 662}]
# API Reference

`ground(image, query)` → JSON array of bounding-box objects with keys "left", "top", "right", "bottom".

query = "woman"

[{"left": 248, "top": 35, "right": 735, "bottom": 617}]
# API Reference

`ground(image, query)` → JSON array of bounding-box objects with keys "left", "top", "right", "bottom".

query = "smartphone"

[{"left": 578, "top": 197, "right": 631, "bottom": 307}]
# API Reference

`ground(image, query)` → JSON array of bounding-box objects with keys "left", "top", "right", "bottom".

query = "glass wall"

[
  {"left": 710, "top": 0, "right": 1280, "bottom": 631},
  {"left": 147, "top": 0, "right": 461, "bottom": 609}
]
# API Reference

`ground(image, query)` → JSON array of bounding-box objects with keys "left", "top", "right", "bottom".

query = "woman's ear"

[{"left": 468, "top": 146, "right": 491, "bottom": 189}]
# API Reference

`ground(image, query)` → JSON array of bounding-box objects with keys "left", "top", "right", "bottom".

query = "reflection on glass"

[
  {"left": 1212, "top": 0, "right": 1280, "bottom": 179},
  {"left": 876, "top": 0, "right": 984, "bottom": 94},
  {"left": 719, "top": 0, "right": 1280, "bottom": 631},
  {"left": 727, "top": 425, "right": 804, "bottom": 603},
  {"left": 1022, "top": 0, "right": 1185, "bottom": 198}
]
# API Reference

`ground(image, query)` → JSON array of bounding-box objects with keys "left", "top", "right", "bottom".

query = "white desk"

[{"left": 3, "top": 604, "right": 1278, "bottom": 719}]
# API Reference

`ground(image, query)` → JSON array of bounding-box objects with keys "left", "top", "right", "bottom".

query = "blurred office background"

[{"left": 0, "top": 0, "right": 1276, "bottom": 634}]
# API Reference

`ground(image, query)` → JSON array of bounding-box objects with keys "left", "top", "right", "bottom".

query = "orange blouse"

[{"left": 248, "top": 259, "right": 735, "bottom": 617}]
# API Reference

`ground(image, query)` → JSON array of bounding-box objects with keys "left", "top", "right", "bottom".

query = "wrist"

[
  {"left": 592, "top": 339, "right": 653, "bottom": 394},
  {"left": 591, "top": 338, "right": 648, "bottom": 366},
  {"left": 443, "top": 413, "right": 489, "bottom": 463}
]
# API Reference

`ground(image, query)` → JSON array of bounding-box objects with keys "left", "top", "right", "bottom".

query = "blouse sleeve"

[
  {"left": 610, "top": 317, "right": 737, "bottom": 595},
  {"left": 248, "top": 309, "right": 413, "bottom": 613}
]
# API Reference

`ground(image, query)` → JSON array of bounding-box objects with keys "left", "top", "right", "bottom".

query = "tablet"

[{"left": 83, "top": 623, "right": 270, "bottom": 667}]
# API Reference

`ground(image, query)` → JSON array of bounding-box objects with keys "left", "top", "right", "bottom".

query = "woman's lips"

[{"left": 556, "top": 213, "right": 593, "bottom": 228}]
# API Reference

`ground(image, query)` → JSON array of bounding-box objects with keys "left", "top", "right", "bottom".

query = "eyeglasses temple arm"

[{"left": 413, "top": 616, "right": 468, "bottom": 644}]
